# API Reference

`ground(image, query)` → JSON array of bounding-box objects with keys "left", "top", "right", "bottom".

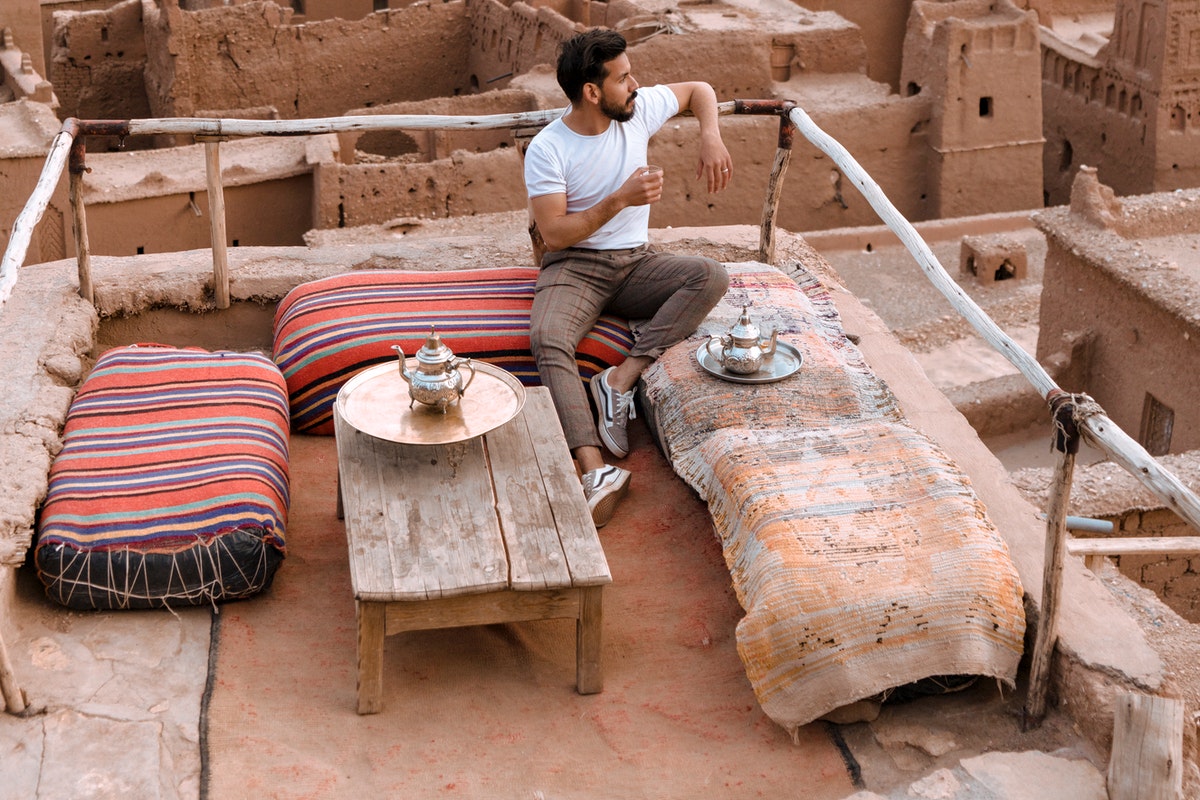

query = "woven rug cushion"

[
  {"left": 640, "top": 262, "right": 902, "bottom": 467},
  {"left": 35, "top": 344, "right": 291, "bottom": 610},
  {"left": 273, "top": 268, "right": 635, "bottom": 434},
  {"left": 695, "top": 422, "right": 1025, "bottom": 734}
]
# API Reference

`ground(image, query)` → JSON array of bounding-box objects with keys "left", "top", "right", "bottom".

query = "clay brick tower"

[
  {"left": 900, "top": 0, "right": 1043, "bottom": 217},
  {"left": 1109, "top": 0, "right": 1200, "bottom": 191}
]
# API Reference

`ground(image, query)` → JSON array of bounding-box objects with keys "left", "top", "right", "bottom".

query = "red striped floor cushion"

[
  {"left": 35, "top": 344, "right": 290, "bottom": 610},
  {"left": 272, "top": 268, "right": 634, "bottom": 434}
]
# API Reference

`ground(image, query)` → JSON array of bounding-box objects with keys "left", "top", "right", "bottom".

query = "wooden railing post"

[
  {"left": 1023, "top": 390, "right": 1082, "bottom": 729},
  {"left": 732, "top": 100, "right": 796, "bottom": 265},
  {"left": 201, "top": 137, "right": 231, "bottom": 309},
  {"left": 68, "top": 134, "right": 93, "bottom": 303}
]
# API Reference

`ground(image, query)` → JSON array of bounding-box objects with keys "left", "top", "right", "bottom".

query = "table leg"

[
  {"left": 575, "top": 586, "right": 604, "bottom": 694},
  {"left": 356, "top": 601, "right": 386, "bottom": 714}
]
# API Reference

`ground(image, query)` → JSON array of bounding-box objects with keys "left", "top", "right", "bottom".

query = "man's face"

[{"left": 594, "top": 53, "right": 639, "bottom": 122}]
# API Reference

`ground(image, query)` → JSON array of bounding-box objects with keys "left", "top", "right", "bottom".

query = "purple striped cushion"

[
  {"left": 35, "top": 344, "right": 290, "bottom": 610},
  {"left": 272, "top": 268, "right": 634, "bottom": 434}
]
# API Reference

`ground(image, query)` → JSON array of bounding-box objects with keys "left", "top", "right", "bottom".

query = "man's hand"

[
  {"left": 530, "top": 165, "right": 663, "bottom": 252},
  {"left": 697, "top": 132, "right": 733, "bottom": 193},
  {"left": 670, "top": 81, "right": 733, "bottom": 194},
  {"left": 618, "top": 165, "right": 665, "bottom": 207}
]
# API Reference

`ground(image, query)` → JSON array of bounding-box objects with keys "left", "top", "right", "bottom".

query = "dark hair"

[{"left": 556, "top": 29, "right": 628, "bottom": 104}]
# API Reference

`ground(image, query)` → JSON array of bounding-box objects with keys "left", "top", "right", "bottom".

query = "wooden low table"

[{"left": 334, "top": 386, "right": 612, "bottom": 714}]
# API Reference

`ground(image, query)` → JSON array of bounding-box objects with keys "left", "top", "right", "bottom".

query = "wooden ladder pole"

[
  {"left": 1023, "top": 391, "right": 1080, "bottom": 728},
  {"left": 68, "top": 136, "right": 93, "bottom": 304},
  {"left": 202, "top": 139, "right": 231, "bottom": 309}
]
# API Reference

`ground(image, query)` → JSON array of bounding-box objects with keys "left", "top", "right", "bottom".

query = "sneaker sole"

[
  {"left": 588, "top": 472, "right": 630, "bottom": 528},
  {"left": 590, "top": 374, "right": 629, "bottom": 459}
]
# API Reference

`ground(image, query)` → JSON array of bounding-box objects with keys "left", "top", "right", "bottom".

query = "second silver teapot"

[
  {"left": 706, "top": 305, "right": 778, "bottom": 375},
  {"left": 393, "top": 327, "right": 476, "bottom": 413}
]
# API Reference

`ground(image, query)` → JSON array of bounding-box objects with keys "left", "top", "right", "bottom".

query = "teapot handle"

[
  {"left": 456, "top": 358, "right": 476, "bottom": 393},
  {"left": 705, "top": 335, "right": 727, "bottom": 364}
]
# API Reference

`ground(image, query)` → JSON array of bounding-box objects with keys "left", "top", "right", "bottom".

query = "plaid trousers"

[{"left": 530, "top": 245, "right": 728, "bottom": 452}]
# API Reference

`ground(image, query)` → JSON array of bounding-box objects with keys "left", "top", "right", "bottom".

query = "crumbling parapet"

[
  {"left": 1069, "top": 165, "right": 1124, "bottom": 229},
  {"left": 0, "top": 27, "right": 57, "bottom": 107}
]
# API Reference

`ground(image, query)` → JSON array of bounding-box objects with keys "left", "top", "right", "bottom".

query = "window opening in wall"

[
  {"left": 136, "top": 246, "right": 144, "bottom": 255},
  {"left": 232, "top": 239, "right": 240, "bottom": 247},
  {"left": 906, "top": 82, "right": 920, "bottom": 96},
  {"left": 101, "top": 27, "right": 108, "bottom": 42},
  {"left": 292, "top": 0, "right": 305, "bottom": 13},
  {"left": 373, "top": 0, "right": 387, "bottom": 11},
  {"left": 1172, "top": 105, "right": 1186, "bottom": 132},
  {"left": 1139, "top": 393, "right": 1174, "bottom": 456},
  {"left": 979, "top": 96, "right": 993, "bottom": 117},
  {"left": 994, "top": 259, "right": 1016, "bottom": 281},
  {"left": 1060, "top": 139, "right": 1073, "bottom": 172}
]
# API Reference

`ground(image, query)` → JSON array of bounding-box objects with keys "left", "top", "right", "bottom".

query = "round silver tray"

[
  {"left": 695, "top": 340, "right": 803, "bottom": 384},
  {"left": 336, "top": 360, "right": 527, "bottom": 444}
]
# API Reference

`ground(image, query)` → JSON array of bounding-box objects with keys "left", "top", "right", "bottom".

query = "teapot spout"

[
  {"left": 391, "top": 345, "right": 413, "bottom": 385},
  {"left": 764, "top": 329, "right": 778, "bottom": 357}
]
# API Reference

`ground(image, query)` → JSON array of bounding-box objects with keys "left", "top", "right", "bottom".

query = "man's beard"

[{"left": 601, "top": 90, "right": 637, "bottom": 123}]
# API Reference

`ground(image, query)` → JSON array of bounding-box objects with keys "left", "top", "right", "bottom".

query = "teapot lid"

[
  {"left": 728, "top": 306, "right": 761, "bottom": 343},
  {"left": 415, "top": 326, "right": 456, "bottom": 366}
]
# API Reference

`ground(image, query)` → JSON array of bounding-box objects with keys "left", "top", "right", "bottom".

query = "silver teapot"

[
  {"left": 706, "top": 305, "right": 778, "bottom": 375},
  {"left": 393, "top": 327, "right": 476, "bottom": 413}
]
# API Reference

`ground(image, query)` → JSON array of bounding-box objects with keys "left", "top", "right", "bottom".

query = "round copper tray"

[{"left": 336, "top": 360, "right": 527, "bottom": 444}]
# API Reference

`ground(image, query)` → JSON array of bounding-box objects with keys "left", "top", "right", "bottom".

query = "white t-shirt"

[{"left": 524, "top": 84, "right": 679, "bottom": 250}]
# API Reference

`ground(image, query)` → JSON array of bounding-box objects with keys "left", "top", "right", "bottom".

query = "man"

[{"left": 523, "top": 29, "right": 732, "bottom": 527}]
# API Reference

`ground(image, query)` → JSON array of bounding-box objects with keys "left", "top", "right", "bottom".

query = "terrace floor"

[{"left": 0, "top": 215, "right": 1170, "bottom": 798}]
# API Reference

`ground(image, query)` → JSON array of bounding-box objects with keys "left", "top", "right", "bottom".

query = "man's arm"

[
  {"left": 529, "top": 167, "right": 663, "bottom": 252},
  {"left": 669, "top": 81, "right": 733, "bottom": 193}
]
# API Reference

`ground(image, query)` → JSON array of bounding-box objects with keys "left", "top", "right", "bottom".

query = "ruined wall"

[
  {"left": 143, "top": 0, "right": 469, "bottom": 119},
  {"left": 49, "top": 0, "right": 151, "bottom": 120},
  {"left": 84, "top": 176, "right": 313, "bottom": 256},
  {"left": 1035, "top": 182, "right": 1200, "bottom": 454},
  {"left": 467, "top": 0, "right": 575, "bottom": 94},
  {"left": 800, "top": 0, "right": 912, "bottom": 92}
]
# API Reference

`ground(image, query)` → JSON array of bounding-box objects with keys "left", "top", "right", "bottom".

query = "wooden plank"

[
  {"left": 1107, "top": 692, "right": 1183, "bottom": 800},
  {"left": 484, "top": 395, "right": 573, "bottom": 591},
  {"left": 521, "top": 389, "right": 612, "bottom": 587},
  {"left": 1067, "top": 536, "right": 1200, "bottom": 556},
  {"left": 384, "top": 588, "right": 582, "bottom": 634},
  {"left": 335, "top": 404, "right": 508, "bottom": 601}
]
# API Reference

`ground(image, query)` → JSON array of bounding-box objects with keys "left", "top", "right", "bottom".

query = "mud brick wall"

[
  {"left": 1105, "top": 508, "right": 1200, "bottom": 623},
  {"left": 149, "top": 0, "right": 471, "bottom": 119},
  {"left": 49, "top": 0, "right": 151, "bottom": 119}
]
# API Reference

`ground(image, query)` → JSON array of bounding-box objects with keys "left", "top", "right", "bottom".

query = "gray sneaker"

[
  {"left": 590, "top": 367, "right": 636, "bottom": 458},
  {"left": 582, "top": 465, "right": 631, "bottom": 528}
]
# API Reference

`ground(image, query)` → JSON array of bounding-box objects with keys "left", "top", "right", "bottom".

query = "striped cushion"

[
  {"left": 35, "top": 345, "right": 290, "bottom": 610},
  {"left": 272, "top": 268, "right": 634, "bottom": 434}
]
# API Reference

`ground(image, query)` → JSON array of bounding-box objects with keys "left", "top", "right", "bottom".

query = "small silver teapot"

[
  {"left": 706, "top": 305, "right": 778, "bottom": 375},
  {"left": 393, "top": 327, "right": 476, "bottom": 413}
]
